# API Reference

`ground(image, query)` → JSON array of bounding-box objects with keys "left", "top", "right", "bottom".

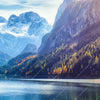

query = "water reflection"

[{"left": 0, "top": 80, "right": 99, "bottom": 100}]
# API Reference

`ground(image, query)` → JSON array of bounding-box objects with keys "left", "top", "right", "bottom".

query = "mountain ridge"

[{"left": 39, "top": 0, "right": 100, "bottom": 54}]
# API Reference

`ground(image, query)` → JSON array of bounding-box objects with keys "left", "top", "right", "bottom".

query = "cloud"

[
  {"left": 0, "top": 0, "right": 63, "bottom": 24},
  {"left": 0, "top": 5, "right": 25, "bottom": 10},
  {"left": 0, "top": 0, "right": 18, "bottom": 5}
]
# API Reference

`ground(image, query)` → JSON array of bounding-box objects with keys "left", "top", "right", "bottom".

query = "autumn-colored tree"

[{"left": 94, "top": 56, "right": 99, "bottom": 64}]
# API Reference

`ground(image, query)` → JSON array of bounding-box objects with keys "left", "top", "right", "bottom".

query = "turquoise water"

[{"left": 0, "top": 79, "right": 100, "bottom": 100}]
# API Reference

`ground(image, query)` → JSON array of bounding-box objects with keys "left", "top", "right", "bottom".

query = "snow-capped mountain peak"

[{"left": 0, "top": 11, "right": 52, "bottom": 57}]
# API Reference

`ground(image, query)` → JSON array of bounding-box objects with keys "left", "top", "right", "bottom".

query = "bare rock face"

[
  {"left": 39, "top": 0, "right": 100, "bottom": 54},
  {"left": 21, "top": 44, "right": 37, "bottom": 54},
  {"left": 55, "top": 0, "right": 76, "bottom": 23}
]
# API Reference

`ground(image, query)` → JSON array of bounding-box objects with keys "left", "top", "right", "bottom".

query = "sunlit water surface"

[{"left": 0, "top": 79, "right": 100, "bottom": 100}]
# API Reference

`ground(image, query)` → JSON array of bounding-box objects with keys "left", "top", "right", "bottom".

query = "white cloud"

[
  {"left": 0, "top": 0, "right": 18, "bottom": 5},
  {"left": 0, "top": 0, "right": 63, "bottom": 25}
]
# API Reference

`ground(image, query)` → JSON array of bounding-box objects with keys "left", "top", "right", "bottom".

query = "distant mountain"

[
  {"left": 0, "top": 51, "right": 10, "bottom": 66},
  {"left": 7, "top": 15, "right": 19, "bottom": 27},
  {"left": 7, "top": 12, "right": 40, "bottom": 27},
  {"left": 19, "top": 11, "right": 40, "bottom": 24},
  {"left": 7, "top": 11, "right": 51, "bottom": 36},
  {"left": 21, "top": 44, "right": 37, "bottom": 54},
  {"left": 0, "top": 11, "right": 51, "bottom": 57},
  {"left": 0, "top": 16, "right": 7, "bottom": 23},
  {"left": 0, "top": 33, "right": 34, "bottom": 57},
  {"left": 39, "top": 0, "right": 100, "bottom": 54}
]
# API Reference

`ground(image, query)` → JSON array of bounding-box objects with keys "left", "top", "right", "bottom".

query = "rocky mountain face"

[
  {"left": 39, "top": 0, "right": 100, "bottom": 54},
  {"left": 21, "top": 44, "right": 37, "bottom": 54},
  {"left": 0, "top": 11, "right": 51, "bottom": 57},
  {"left": 55, "top": 0, "right": 76, "bottom": 23}
]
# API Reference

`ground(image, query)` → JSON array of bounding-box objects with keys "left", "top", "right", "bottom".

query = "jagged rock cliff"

[
  {"left": 39, "top": 0, "right": 100, "bottom": 54},
  {"left": 55, "top": 0, "right": 76, "bottom": 23}
]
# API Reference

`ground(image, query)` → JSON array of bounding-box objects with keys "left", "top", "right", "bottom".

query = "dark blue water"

[{"left": 0, "top": 79, "right": 100, "bottom": 100}]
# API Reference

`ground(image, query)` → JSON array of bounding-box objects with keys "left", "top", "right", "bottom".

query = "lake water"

[{"left": 0, "top": 79, "right": 100, "bottom": 100}]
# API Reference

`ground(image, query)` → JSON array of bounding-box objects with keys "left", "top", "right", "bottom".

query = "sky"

[{"left": 0, "top": 0, "right": 63, "bottom": 25}]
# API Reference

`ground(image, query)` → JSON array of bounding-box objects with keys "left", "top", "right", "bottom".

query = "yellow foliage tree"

[{"left": 94, "top": 56, "right": 99, "bottom": 64}]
